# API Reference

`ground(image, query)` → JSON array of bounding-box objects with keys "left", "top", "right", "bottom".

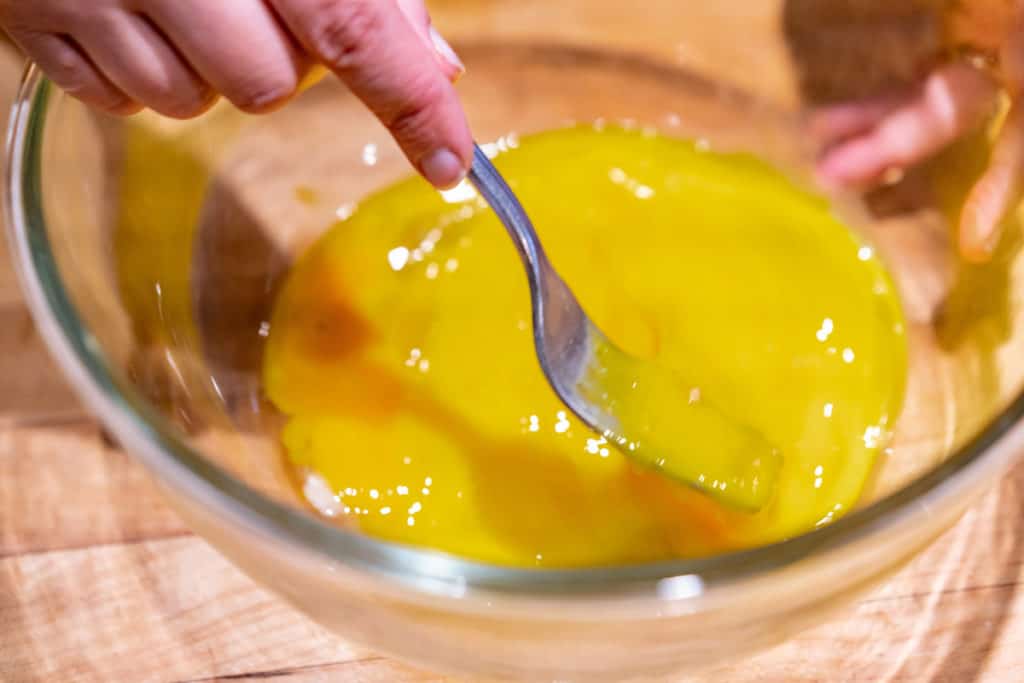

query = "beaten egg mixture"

[{"left": 263, "top": 126, "right": 907, "bottom": 567}]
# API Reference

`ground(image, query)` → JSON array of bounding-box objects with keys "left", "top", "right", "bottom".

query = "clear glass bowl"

[{"left": 7, "top": 2, "right": 1024, "bottom": 680}]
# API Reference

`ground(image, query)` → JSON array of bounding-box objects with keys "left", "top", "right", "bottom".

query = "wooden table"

[{"left": 4, "top": 31, "right": 1024, "bottom": 683}]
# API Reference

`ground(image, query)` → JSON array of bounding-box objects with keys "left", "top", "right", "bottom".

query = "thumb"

[
  {"left": 959, "top": 100, "right": 1024, "bottom": 262},
  {"left": 271, "top": 0, "right": 472, "bottom": 188},
  {"left": 960, "top": 21, "right": 1024, "bottom": 264}
]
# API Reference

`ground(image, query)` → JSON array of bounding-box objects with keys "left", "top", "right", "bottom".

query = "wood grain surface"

[{"left": 4, "top": 8, "right": 1024, "bottom": 682}]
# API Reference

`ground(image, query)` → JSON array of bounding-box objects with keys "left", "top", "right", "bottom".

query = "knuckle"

[
  {"left": 384, "top": 75, "right": 446, "bottom": 146},
  {"left": 228, "top": 72, "right": 298, "bottom": 114},
  {"left": 303, "top": 0, "right": 382, "bottom": 71}
]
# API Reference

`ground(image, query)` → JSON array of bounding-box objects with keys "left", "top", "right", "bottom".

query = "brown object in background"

[{"left": 783, "top": 0, "right": 948, "bottom": 104}]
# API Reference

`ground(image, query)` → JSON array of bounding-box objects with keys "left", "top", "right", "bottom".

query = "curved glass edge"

[{"left": 6, "top": 63, "right": 1024, "bottom": 604}]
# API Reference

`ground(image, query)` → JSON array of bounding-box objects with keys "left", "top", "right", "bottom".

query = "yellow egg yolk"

[{"left": 263, "top": 126, "right": 907, "bottom": 568}]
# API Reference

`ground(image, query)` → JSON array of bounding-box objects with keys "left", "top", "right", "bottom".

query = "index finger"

[{"left": 268, "top": 0, "right": 473, "bottom": 188}]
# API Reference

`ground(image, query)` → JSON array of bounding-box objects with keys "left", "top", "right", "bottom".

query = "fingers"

[
  {"left": 72, "top": 11, "right": 215, "bottom": 119},
  {"left": 270, "top": 0, "right": 473, "bottom": 188},
  {"left": 5, "top": 0, "right": 472, "bottom": 189},
  {"left": 142, "top": 0, "right": 308, "bottom": 114},
  {"left": 816, "top": 64, "right": 998, "bottom": 188},
  {"left": 956, "top": 3, "right": 1024, "bottom": 262},
  {"left": 809, "top": 95, "right": 903, "bottom": 148},
  {"left": 7, "top": 30, "right": 140, "bottom": 115},
  {"left": 960, "top": 102, "right": 1024, "bottom": 262}
]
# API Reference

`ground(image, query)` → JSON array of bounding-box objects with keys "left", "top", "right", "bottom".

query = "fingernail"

[
  {"left": 421, "top": 148, "right": 467, "bottom": 189},
  {"left": 430, "top": 27, "right": 465, "bottom": 79}
]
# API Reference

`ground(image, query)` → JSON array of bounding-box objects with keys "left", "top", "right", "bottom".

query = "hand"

[
  {"left": 0, "top": 0, "right": 473, "bottom": 188},
  {"left": 813, "top": 1, "right": 1024, "bottom": 263}
]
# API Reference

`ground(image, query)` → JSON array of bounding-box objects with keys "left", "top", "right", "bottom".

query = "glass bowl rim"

[{"left": 7, "top": 64, "right": 1024, "bottom": 604}]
